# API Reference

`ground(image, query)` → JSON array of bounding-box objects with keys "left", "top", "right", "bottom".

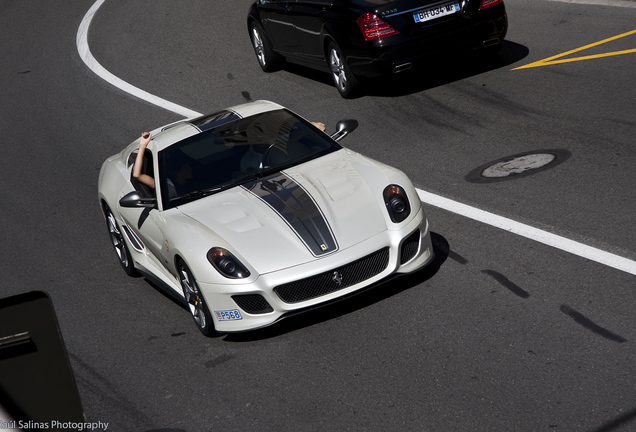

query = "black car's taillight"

[
  {"left": 383, "top": 185, "right": 411, "bottom": 223},
  {"left": 479, "top": 0, "right": 504, "bottom": 10},
  {"left": 356, "top": 13, "right": 399, "bottom": 41}
]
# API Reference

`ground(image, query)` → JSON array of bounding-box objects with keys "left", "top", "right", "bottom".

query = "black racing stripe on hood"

[{"left": 242, "top": 172, "right": 338, "bottom": 256}]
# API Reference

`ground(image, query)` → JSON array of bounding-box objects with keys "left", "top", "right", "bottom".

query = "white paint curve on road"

[
  {"left": 77, "top": 0, "right": 636, "bottom": 277},
  {"left": 76, "top": 0, "right": 201, "bottom": 118},
  {"left": 546, "top": 0, "right": 636, "bottom": 8}
]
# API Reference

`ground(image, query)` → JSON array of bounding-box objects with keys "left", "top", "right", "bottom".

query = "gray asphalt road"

[{"left": 1, "top": 0, "right": 635, "bottom": 431}]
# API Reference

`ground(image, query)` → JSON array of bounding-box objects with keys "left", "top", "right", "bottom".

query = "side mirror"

[
  {"left": 119, "top": 191, "right": 156, "bottom": 208},
  {"left": 330, "top": 119, "right": 358, "bottom": 142}
]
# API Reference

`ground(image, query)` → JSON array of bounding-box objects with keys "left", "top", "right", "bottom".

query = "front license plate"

[
  {"left": 413, "top": 2, "right": 460, "bottom": 23},
  {"left": 214, "top": 309, "right": 243, "bottom": 321}
]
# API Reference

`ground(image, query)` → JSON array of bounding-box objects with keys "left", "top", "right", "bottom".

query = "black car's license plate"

[{"left": 413, "top": 2, "right": 460, "bottom": 23}]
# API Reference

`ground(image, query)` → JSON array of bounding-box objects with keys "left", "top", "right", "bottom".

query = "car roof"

[{"left": 149, "top": 100, "right": 285, "bottom": 152}]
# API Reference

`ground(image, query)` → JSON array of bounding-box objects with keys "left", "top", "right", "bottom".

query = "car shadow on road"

[
  {"left": 281, "top": 40, "right": 529, "bottom": 98},
  {"left": 223, "top": 231, "right": 449, "bottom": 342},
  {"left": 590, "top": 405, "right": 636, "bottom": 432},
  {"left": 365, "top": 40, "right": 530, "bottom": 97}
]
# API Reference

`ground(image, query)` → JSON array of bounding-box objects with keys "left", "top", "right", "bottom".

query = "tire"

[
  {"left": 178, "top": 260, "right": 216, "bottom": 336},
  {"left": 104, "top": 205, "right": 137, "bottom": 276},
  {"left": 250, "top": 22, "right": 279, "bottom": 72},
  {"left": 328, "top": 42, "right": 359, "bottom": 98}
]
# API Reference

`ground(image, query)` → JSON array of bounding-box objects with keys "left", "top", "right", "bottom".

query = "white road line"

[
  {"left": 418, "top": 190, "right": 636, "bottom": 276},
  {"left": 78, "top": 0, "right": 636, "bottom": 277},
  {"left": 76, "top": 0, "right": 201, "bottom": 118},
  {"left": 545, "top": 0, "right": 636, "bottom": 8}
]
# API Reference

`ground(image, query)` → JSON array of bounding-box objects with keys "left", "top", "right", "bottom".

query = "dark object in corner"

[{"left": 0, "top": 291, "right": 84, "bottom": 424}]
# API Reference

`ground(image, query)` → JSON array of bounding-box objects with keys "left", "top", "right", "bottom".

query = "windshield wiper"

[
  {"left": 176, "top": 187, "right": 223, "bottom": 201},
  {"left": 176, "top": 176, "right": 262, "bottom": 201},
  {"left": 176, "top": 171, "right": 287, "bottom": 202},
  {"left": 258, "top": 167, "right": 282, "bottom": 178}
]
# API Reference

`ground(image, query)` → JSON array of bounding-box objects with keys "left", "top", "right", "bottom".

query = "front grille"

[
  {"left": 400, "top": 230, "right": 420, "bottom": 265},
  {"left": 232, "top": 294, "right": 273, "bottom": 314},
  {"left": 274, "top": 247, "right": 390, "bottom": 304}
]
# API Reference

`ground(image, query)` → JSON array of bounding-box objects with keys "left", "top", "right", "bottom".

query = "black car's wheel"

[
  {"left": 104, "top": 205, "right": 137, "bottom": 276},
  {"left": 328, "top": 42, "right": 359, "bottom": 98},
  {"left": 178, "top": 260, "right": 215, "bottom": 336},
  {"left": 250, "top": 22, "right": 279, "bottom": 72}
]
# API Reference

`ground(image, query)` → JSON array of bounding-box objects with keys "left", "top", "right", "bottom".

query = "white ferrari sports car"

[{"left": 98, "top": 101, "right": 434, "bottom": 335}]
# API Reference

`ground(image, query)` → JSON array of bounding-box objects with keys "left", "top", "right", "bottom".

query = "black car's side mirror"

[
  {"left": 119, "top": 191, "right": 156, "bottom": 208},
  {"left": 330, "top": 119, "right": 358, "bottom": 142}
]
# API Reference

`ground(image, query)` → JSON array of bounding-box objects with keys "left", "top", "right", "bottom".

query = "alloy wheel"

[
  {"left": 330, "top": 48, "right": 347, "bottom": 93},
  {"left": 252, "top": 27, "right": 266, "bottom": 67},
  {"left": 180, "top": 266, "right": 207, "bottom": 330}
]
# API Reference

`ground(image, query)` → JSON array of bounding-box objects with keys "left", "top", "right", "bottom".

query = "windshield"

[{"left": 158, "top": 109, "right": 341, "bottom": 209}]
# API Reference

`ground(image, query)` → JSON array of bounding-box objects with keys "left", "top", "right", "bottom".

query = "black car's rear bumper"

[{"left": 346, "top": 6, "right": 508, "bottom": 78}]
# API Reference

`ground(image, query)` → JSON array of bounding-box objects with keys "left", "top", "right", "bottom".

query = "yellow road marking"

[{"left": 513, "top": 29, "right": 636, "bottom": 70}]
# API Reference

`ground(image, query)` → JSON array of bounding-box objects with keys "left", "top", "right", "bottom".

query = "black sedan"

[{"left": 247, "top": 0, "right": 508, "bottom": 97}]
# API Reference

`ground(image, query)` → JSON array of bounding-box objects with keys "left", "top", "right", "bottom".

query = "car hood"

[{"left": 177, "top": 150, "right": 391, "bottom": 275}]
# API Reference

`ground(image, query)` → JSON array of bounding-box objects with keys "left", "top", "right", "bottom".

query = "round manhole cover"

[
  {"left": 481, "top": 153, "right": 556, "bottom": 178},
  {"left": 464, "top": 149, "right": 571, "bottom": 183}
]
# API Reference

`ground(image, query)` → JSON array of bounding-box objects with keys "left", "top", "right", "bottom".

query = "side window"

[
  {"left": 126, "top": 151, "right": 136, "bottom": 169},
  {"left": 127, "top": 150, "right": 155, "bottom": 197}
]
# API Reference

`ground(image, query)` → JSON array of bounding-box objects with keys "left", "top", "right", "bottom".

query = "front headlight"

[
  {"left": 383, "top": 184, "right": 411, "bottom": 223},
  {"left": 207, "top": 247, "right": 251, "bottom": 279}
]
